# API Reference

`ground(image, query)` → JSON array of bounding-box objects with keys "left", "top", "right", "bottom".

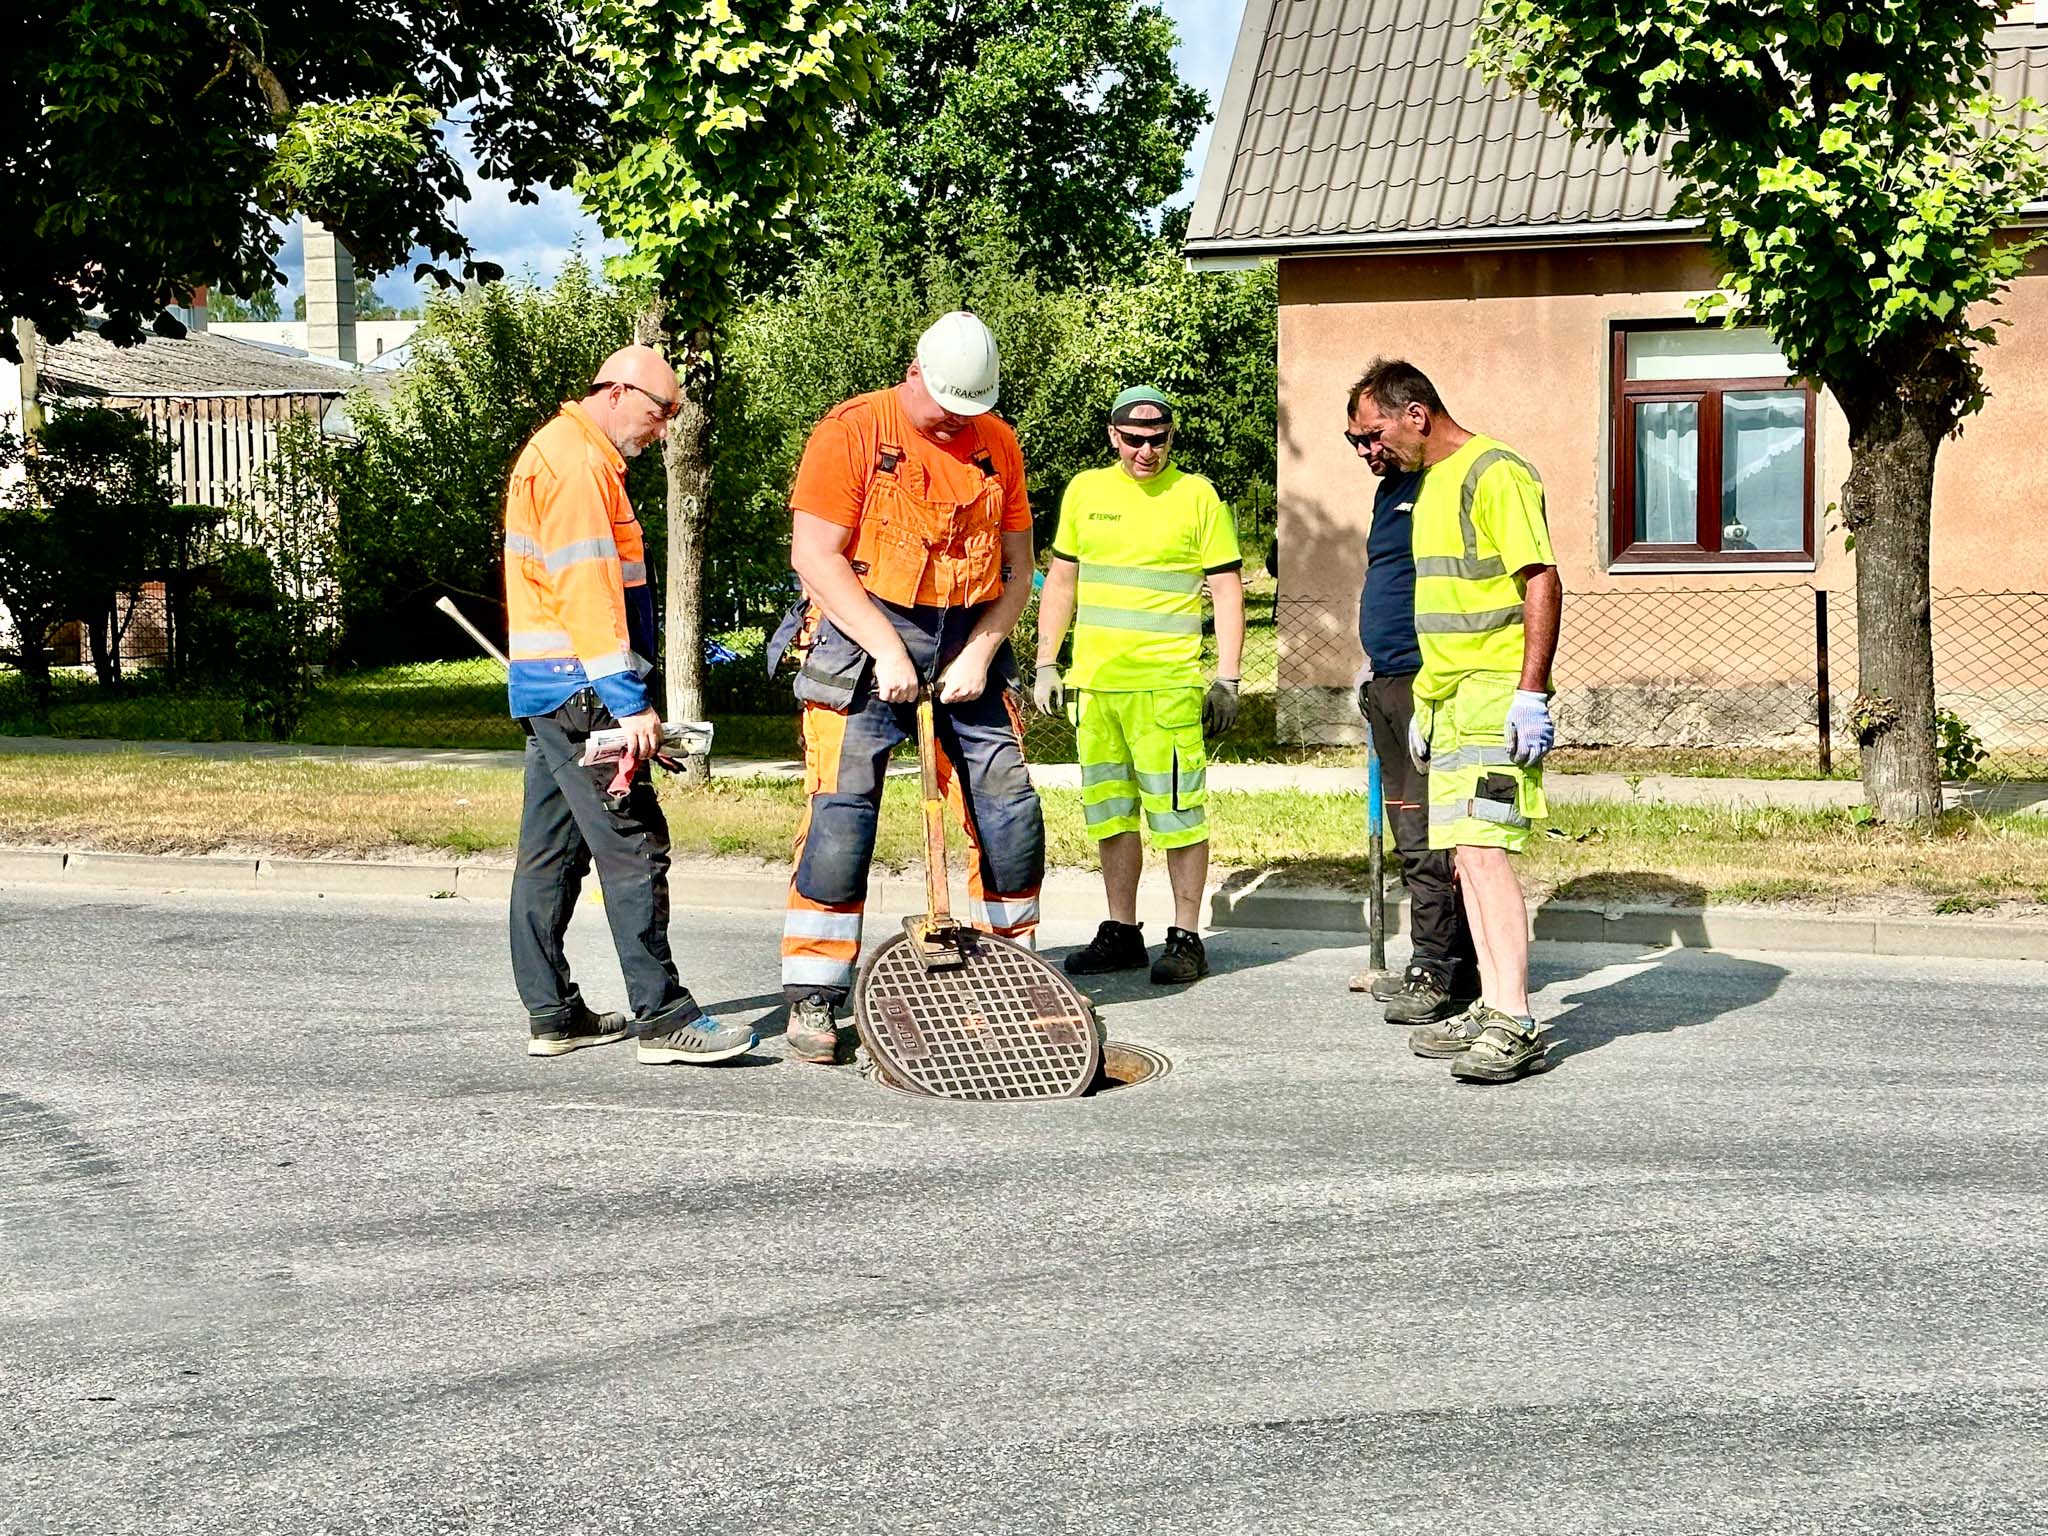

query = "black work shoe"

[
  {"left": 1149, "top": 927, "right": 1210, "bottom": 985},
  {"left": 1450, "top": 1010, "right": 1556, "bottom": 1084},
  {"left": 1065, "top": 920, "right": 1149, "bottom": 975},
  {"left": 528, "top": 1002, "right": 631, "bottom": 1058},
  {"left": 1382, "top": 965, "right": 1474, "bottom": 1025}
]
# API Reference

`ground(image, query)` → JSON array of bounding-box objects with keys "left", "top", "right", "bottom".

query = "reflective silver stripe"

[
  {"left": 1081, "top": 760, "right": 1135, "bottom": 787},
  {"left": 504, "top": 533, "right": 543, "bottom": 561},
  {"left": 628, "top": 649, "right": 653, "bottom": 676},
  {"left": 780, "top": 955, "right": 853, "bottom": 987},
  {"left": 508, "top": 627, "right": 573, "bottom": 655},
  {"left": 1430, "top": 798, "right": 1529, "bottom": 828},
  {"left": 583, "top": 650, "right": 638, "bottom": 679},
  {"left": 1145, "top": 806, "right": 1208, "bottom": 834},
  {"left": 620, "top": 560, "right": 647, "bottom": 584},
  {"left": 1458, "top": 446, "right": 1541, "bottom": 565},
  {"left": 1083, "top": 795, "right": 1140, "bottom": 825},
  {"left": 1078, "top": 563, "right": 1202, "bottom": 594},
  {"left": 1136, "top": 765, "right": 1206, "bottom": 797},
  {"left": 1433, "top": 744, "right": 1517, "bottom": 772},
  {"left": 1414, "top": 553, "right": 1506, "bottom": 580},
  {"left": 1075, "top": 605, "right": 1203, "bottom": 635},
  {"left": 972, "top": 896, "right": 1040, "bottom": 929},
  {"left": 544, "top": 536, "right": 619, "bottom": 574},
  {"left": 1415, "top": 605, "right": 1524, "bottom": 634},
  {"left": 782, "top": 910, "right": 864, "bottom": 942}
]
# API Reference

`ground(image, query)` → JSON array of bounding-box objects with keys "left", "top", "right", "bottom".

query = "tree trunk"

[
  {"left": 1837, "top": 377, "right": 1946, "bottom": 824},
  {"left": 87, "top": 601, "right": 118, "bottom": 686},
  {"left": 642, "top": 302, "right": 717, "bottom": 784}
]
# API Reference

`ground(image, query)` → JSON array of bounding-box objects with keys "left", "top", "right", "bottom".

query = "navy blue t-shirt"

[{"left": 1358, "top": 468, "right": 1424, "bottom": 676}]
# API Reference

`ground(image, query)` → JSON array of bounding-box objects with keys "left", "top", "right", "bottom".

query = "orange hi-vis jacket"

[{"left": 502, "top": 401, "right": 657, "bottom": 720}]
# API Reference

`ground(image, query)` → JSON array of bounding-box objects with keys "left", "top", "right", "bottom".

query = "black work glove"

[{"left": 1203, "top": 677, "right": 1240, "bottom": 739}]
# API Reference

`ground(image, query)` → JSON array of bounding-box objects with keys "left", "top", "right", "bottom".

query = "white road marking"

[{"left": 543, "top": 1102, "right": 911, "bottom": 1130}]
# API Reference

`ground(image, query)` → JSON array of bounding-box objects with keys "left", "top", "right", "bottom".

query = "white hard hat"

[{"left": 916, "top": 310, "right": 1000, "bottom": 416}]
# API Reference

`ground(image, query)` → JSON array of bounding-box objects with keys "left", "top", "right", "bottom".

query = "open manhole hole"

[{"left": 863, "top": 1039, "right": 1171, "bottom": 1102}]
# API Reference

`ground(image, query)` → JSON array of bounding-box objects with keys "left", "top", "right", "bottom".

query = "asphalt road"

[{"left": 4, "top": 884, "right": 2044, "bottom": 1535}]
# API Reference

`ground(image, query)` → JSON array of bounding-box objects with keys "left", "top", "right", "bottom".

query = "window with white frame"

[{"left": 1610, "top": 323, "right": 1817, "bottom": 567}]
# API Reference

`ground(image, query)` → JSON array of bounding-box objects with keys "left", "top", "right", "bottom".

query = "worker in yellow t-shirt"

[{"left": 1032, "top": 386, "right": 1245, "bottom": 984}]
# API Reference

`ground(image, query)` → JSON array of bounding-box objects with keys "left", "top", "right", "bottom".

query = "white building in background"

[{"left": 208, "top": 320, "right": 419, "bottom": 361}]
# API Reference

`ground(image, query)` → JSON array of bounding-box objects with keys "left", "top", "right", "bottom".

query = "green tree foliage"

[
  {"left": 8, "top": 0, "right": 605, "bottom": 358},
  {"left": 812, "top": 0, "right": 1207, "bottom": 283},
  {"left": 717, "top": 246, "right": 1278, "bottom": 590},
  {"left": 323, "top": 258, "right": 659, "bottom": 663},
  {"left": 574, "top": 0, "right": 884, "bottom": 741},
  {"left": 0, "top": 408, "right": 172, "bottom": 709},
  {"left": 209, "top": 288, "right": 283, "bottom": 323},
  {"left": 1471, "top": 0, "right": 2048, "bottom": 823}
]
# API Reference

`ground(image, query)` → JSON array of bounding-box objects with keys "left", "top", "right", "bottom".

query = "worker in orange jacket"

[
  {"left": 503, "top": 343, "right": 754, "bottom": 1067},
  {"left": 772, "top": 312, "right": 1046, "bottom": 1063}
]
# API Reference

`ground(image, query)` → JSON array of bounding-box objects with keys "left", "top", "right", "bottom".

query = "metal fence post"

[
  {"left": 1815, "top": 588, "right": 1833, "bottom": 776},
  {"left": 1366, "top": 731, "right": 1386, "bottom": 973}
]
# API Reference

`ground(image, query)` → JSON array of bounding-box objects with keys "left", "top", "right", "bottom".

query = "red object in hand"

[{"left": 606, "top": 750, "right": 639, "bottom": 806}]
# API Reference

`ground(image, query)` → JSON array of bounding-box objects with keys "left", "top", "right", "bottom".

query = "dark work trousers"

[
  {"left": 509, "top": 695, "right": 699, "bottom": 1027},
  {"left": 1363, "top": 672, "right": 1479, "bottom": 989}
]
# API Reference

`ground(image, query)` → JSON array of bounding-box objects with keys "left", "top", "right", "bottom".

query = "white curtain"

[
  {"left": 1721, "top": 392, "right": 1805, "bottom": 551},
  {"left": 1634, "top": 400, "right": 1698, "bottom": 544}
]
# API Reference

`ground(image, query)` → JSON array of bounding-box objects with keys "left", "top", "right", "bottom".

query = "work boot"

[
  {"left": 636, "top": 1001, "right": 756, "bottom": 1066},
  {"left": 1149, "top": 927, "right": 1210, "bottom": 985},
  {"left": 784, "top": 992, "right": 840, "bottom": 1064},
  {"left": 527, "top": 1001, "right": 631, "bottom": 1058},
  {"left": 1382, "top": 965, "right": 1473, "bottom": 1025},
  {"left": 1064, "top": 920, "right": 1149, "bottom": 976},
  {"left": 1450, "top": 1011, "right": 1555, "bottom": 1084},
  {"left": 1408, "top": 1003, "right": 1488, "bottom": 1059}
]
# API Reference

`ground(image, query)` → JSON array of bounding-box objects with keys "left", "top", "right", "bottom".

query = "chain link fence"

[{"left": 6, "top": 582, "right": 2047, "bottom": 780}]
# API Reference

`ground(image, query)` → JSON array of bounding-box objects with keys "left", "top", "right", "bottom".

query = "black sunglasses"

[
  {"left": 598, "top": 378, "right": 681, "bottom": 420},
  {"left": 1116, "top": 427, "right": 1172, "bottom": 450},
  {"left": 1343, "top": 429, "right": 1379, "bottom": 450}
]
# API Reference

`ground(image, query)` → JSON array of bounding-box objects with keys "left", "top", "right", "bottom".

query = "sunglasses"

[
  {"left": 1343, "top": 429, "right": 1380, "bottom": 451},
  {"left": 599, "top": 378, "right": 681, "bottom": 420},
  {"left": 1115, "top": 427, "right": 1172, "bottom": 450}
]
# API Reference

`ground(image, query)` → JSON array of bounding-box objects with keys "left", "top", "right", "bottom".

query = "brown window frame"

[{"left": 1610, "top": 324, "right": 1818, "bottom": 566}]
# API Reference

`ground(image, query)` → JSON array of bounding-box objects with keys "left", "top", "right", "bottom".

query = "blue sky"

[{"left": 274, "top": 0, "right": 1248, "bottom": 309}]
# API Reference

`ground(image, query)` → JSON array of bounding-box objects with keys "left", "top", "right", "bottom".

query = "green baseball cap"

[{"left": 1109, "top": 385, "right": 1174, "bottom": 424}]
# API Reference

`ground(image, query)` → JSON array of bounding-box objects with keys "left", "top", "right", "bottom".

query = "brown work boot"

[{"left": 785, "top": 992, "right": 840, "bottom": 1064}]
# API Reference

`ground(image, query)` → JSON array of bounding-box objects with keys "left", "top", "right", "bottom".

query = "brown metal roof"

[
  {"left": 39, "top": 322, "right": 357, "bottom": 400},
  {"left": 1187, "top": 1, "right": 2048, "bottom": 257}
]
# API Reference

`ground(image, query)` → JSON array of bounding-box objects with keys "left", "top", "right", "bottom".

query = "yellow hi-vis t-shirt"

[
  {"left": 1411, "top": 434, "right": 1554, "bottom": 702},
  {"left": 1050, "top": 463, "right": 1242, "bottom": 691}
]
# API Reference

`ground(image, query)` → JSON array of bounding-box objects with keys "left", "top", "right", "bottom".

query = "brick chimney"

[{"left": 302, "top": 218, "right": 358, "bottom": 363}]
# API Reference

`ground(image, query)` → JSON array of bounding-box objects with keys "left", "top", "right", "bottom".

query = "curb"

[{"left": 6, "top": 846, "right": 2046, "bottom": 963}]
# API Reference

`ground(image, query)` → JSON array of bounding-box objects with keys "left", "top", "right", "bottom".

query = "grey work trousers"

[{"left": 1362, "top": 672, "right": 1480, "bottom": 989}]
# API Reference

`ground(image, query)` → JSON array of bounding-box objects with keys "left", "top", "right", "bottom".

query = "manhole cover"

[{"left": 853, "top": 930, "right": 1101, "bottom": 1100}]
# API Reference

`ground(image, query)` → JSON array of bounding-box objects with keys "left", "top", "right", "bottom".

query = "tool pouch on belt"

[
  {"left": 765, "top": 596, "right": 814, "bottom": 677},
  {"left": 790, "top": 615, "right": 871, "bottom": 710}
]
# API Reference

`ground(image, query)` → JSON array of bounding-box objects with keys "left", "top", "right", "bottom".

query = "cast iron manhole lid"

[{"left": 852, "top": 930, "right": 1101, "bottom": 1100}]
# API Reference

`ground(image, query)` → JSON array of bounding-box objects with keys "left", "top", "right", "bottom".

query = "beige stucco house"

[{"left": 1185, "top": 0, "right": 2048, "bottom": 751}]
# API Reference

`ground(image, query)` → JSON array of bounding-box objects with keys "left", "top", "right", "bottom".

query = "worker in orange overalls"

[{"left": 771, "top": 311, "right": 1045, "bottom": 1063}]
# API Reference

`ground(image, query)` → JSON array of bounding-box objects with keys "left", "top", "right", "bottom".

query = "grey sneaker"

[
  {"left": 785, "top": 993, "right": 840, "bottom": 1064},
  {"left": 1408, "top": 1003, "right": 1489, "bottom": 1058},
  {"left": 528, "top": 1002, "right": 631, "bottom": 1058},
  {"left": 1451, "top": 1014, "right": 1555, "bottom": 1084},
  {"left": 1383, "top": 965, "right": 1476, "bottom": 1025},
  {"left": 637, "top": 1006, "right": 757, "bottom": 1066}
]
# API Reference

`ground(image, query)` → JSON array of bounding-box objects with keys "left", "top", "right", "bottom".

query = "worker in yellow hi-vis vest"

[
  {"left": 1031, "top": 386, "right": 1245, "bottom": 985},
  {"left": 1345, "top": 359, "right": 1563, "bottom": 1084}
]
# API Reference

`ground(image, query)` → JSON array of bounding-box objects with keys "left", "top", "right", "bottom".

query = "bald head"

[{"left": 585, "top": 344, "right": 680, "bottom": 457}]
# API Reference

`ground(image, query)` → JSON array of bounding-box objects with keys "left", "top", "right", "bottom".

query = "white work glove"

[
  {"left": 1406, "top": 708, "right": 1431, "bottom": 774},
  {"left": 1504, "top": 690, "right": 1555, "bottom": 766},
  {"left": 1032, "top": 663, "right": 1065, "bottom": 716}
]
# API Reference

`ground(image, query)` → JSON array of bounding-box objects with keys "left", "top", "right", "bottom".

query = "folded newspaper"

[{"left": 578, "top": 719, "right": 715, "bottom": 766}]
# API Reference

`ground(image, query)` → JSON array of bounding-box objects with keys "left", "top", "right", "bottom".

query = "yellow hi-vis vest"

[{"left": 1411, "top": 434, "right": 1554, "bottom": 702}]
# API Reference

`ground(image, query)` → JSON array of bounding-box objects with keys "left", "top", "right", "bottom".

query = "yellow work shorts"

[
  {"left": 1420, "top": 670, "right": 1548, "bottom": 853},
  {"left": 1074, "top": 686, "right": 1209, "bottom": 849}
]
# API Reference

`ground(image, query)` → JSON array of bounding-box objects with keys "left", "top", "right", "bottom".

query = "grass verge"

[{"left": 3, "top": 752, "right": 2047, "bottom": 915}]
